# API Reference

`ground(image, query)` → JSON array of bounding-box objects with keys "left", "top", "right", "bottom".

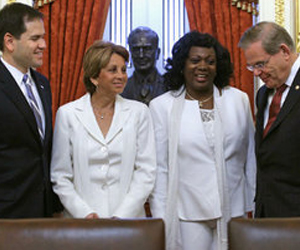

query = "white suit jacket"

[
  {"left": 149, "top": 86, "right": 256, "bottom": 250},
  {"left": 51, "top": 93, "right": 156, "bottom": 218}
]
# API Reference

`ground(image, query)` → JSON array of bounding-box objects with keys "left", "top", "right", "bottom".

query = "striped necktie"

[{"left": 23, "top": 74, "right": 44, "bottom": 139}]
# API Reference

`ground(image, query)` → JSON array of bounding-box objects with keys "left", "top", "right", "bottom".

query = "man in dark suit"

[
  {"left": 239, "top": 21, "right": 300, "bottom": 217},
  {"left": 0, "top": 3, "right": 60, "bottom": 218},
  {"left": 121, "top": 27, "right": 166, "bottom": 105}
]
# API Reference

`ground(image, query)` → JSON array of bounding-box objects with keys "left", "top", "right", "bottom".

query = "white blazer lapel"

[
  {"left": 105, "top": 95, "right": 130, "bottom": 143},
  {"left": 212, "top": 86, "right": 231, "bottom": 249},
  {"left": 74, "top": 94, "right": 105, "bottom": 144},
  {"left": 165, "top": 89, "right": 185, "bottom": 250}
]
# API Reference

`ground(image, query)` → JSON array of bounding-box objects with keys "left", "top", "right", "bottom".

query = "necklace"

[
  {"left": 186, "top": 91, "right": 213, "bottom": 108},
  {"left": 92, "top": 106, "right": 113, "bottom": 120}
]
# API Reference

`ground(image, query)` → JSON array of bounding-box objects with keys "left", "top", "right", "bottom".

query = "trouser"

[{"left": 179, "top": 219, "right": 218, "bottom": 250}]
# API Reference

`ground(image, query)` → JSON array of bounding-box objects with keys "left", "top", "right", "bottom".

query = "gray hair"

[
  {"left": 238, "top": 21, "right": 295, "bottom": 54},
  {"left": 128, "top": 26, "right": 159, "bottom": 48}
]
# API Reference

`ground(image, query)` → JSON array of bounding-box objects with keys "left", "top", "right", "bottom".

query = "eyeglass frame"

[{"left": 246, "top": 55, "right": 272, "bottom": 72}]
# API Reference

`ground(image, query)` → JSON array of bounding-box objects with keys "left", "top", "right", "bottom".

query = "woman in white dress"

[
  {"left": 51, "top": 40, "right": 156, "bottom": 219},
  {"left": 149, "top": 31, "right": 256, "bottom": 250}
]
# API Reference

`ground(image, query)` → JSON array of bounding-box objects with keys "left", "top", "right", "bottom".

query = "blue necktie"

[{"left": 23, "top": 74, "right": 44, "bottom": 139}]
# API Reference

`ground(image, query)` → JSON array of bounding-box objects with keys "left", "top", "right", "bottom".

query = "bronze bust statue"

[{"left": 121, "top": 27, "right": 166, "bottom": 105}]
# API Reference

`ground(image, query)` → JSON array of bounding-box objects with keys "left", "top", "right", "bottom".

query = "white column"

[
  {"left": 259, "top": 0, "right": 275, "bottom": 22},
  {"left": 259, "top": 0, "right": 294, "bottom": 39},
  {"left": 0, "top": 0, "right": 33, "bottom": 10},
  {"left": 257, "top": 0, "right": 295, "bottom": 88}
]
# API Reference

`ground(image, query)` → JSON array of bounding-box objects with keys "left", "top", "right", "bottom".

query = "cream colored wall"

[
  {"left": 103, "top": 0, "right": 190, "bottom": 77},
  {"left": 259, "top": 0, "right": 295, "bottom": 40},
  {"left": 257, "top": 0, "right": 295, "bottom": 88},
  {"left": 0, "top": 0, "right": 32, "bottom": 9}
]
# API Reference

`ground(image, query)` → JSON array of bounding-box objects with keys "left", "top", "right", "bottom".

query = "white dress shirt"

[{"left": 264, "top": 54, "right": 300, "bottom": 128}]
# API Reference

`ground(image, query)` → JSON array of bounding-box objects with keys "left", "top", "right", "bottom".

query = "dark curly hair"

[{"left": 164, "top": 31, "right": 233, "bottom": 91}]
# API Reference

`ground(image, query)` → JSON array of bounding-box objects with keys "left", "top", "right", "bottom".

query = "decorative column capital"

[
  {"left": 231, "top": 0, "right": 259, "bottom": 16},
  {"left": 33, "top": 0, "right": 55, "bottom": 9}
]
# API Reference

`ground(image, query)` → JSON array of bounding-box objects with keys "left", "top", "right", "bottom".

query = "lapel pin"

[
  {"left": 40, "top": 85, "right": 44, "bottom": 89},
  {"left": 295, "top": 85, "right": 300, "bottom": 90}
]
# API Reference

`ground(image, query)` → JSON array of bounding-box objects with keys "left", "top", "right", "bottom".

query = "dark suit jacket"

[
  {"left": 255, "top": 68, "right": 300, "bottom": 217},
  {"left": 121, "top": 69, "right": 166, "bottom": 105},
  {"left": 0, "top": 60, "right": 59, "bottom": 218}
]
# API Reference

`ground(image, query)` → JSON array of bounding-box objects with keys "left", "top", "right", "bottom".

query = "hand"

[
  {"left": 85, "top": 213, "right": 99, "bottom": 219},
  {"left": 247, "top": 211, "right": 253, "bottom": 218}
]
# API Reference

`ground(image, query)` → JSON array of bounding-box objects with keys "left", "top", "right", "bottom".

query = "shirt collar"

[
  {"left": 285, "top": 54, "right": 300, "bottom": 88},
  {"left": 1, "top": 57, "right": 32, "bottom": 86}
]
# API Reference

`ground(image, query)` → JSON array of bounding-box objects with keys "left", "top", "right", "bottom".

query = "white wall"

[
  {"left": 0, "top": 0, "right": 33, "bottom": 9},
  {"left": 259, "top": 0, "right": 295, "bottom": 40},
  {"left": 103, "top": 0, "right": 190, "bottom": 77},
  {"left": 257, "top": 0, "right": 295, "bottom": 88}
]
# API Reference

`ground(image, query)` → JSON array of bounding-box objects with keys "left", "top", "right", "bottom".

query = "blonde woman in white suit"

[
  {"left": 51, "top": 40, "right": 156, "bottom": 219},
  {"left": 149, "top": 32, "right": 256, "bottom": 250}
]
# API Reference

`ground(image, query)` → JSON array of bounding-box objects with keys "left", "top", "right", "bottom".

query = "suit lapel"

[
  {"left": 74, "top": 94, "right": 130, "bottom": 144},
  {"left": 0, "top": 61, "right": 41, "bottom": 142},
  {"left": 105, "top": 95, "right": 130, "bottom": 143},
  {"left": 74, "top": 94, "right": 105, "bottom": 144},
  {"left": 256, "top": 86, "right": 270, "bottom": 143},
  {"left": 267, "top": 69, "right": 300, "bottom": 136}
]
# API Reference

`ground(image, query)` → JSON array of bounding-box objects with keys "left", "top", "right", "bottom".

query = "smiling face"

[
  {"left": 91, "top": 53, "right": 128, "bottom": 96},
  {"left": 183, "top": 46, "right": 216, "bottom": 95},
  {"left": 5, "top": 18, "right": 46, "bottom": 73},
  {"left": 244, "top": 40, "right": 291, "bottom": 89}
]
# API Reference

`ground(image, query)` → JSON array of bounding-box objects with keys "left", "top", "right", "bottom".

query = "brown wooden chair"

[
  {"left": 0, "top": 218, "right": 165, "bottom": 250},
  {"left": 228, "top": 217, "right": 300, "bottom": 250}
]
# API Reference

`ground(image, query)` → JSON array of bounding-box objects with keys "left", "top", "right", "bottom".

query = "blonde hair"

[{"left": 83, "top": 40, "right": 129, "bottom": 93}]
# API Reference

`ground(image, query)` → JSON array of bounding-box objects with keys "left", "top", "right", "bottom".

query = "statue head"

[{"left": 128, "top": 26, "right": 160, "bottom": 75}]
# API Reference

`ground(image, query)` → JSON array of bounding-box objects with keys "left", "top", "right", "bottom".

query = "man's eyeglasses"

[{"left": 246, "top": 55, "right": 272, "bottom": 72}]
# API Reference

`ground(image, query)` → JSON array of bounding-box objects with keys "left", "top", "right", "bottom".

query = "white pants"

[{"left": 179, "top": 219, "right": 218, "bottom": 250}]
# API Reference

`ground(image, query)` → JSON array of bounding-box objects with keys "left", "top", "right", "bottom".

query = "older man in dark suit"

[
  {"left": 239, "top": 21, "right": 300, "bottom": 217},
  {"left": 0, "top": 3, "right": 60, "bottom": 218}
]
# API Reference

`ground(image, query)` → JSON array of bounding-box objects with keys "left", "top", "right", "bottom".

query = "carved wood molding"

[
  {"left": 34, "top": 0, "right": 55, "bottom": 9},
  {"left": 296, "top": 0, "right": 300, "bottom": 52},
  {"left": 275, "top": 0, "right": 285, "bottom": 26},
  {"left": 231, "top": 0, "right": 259, "bottom": 16}
]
